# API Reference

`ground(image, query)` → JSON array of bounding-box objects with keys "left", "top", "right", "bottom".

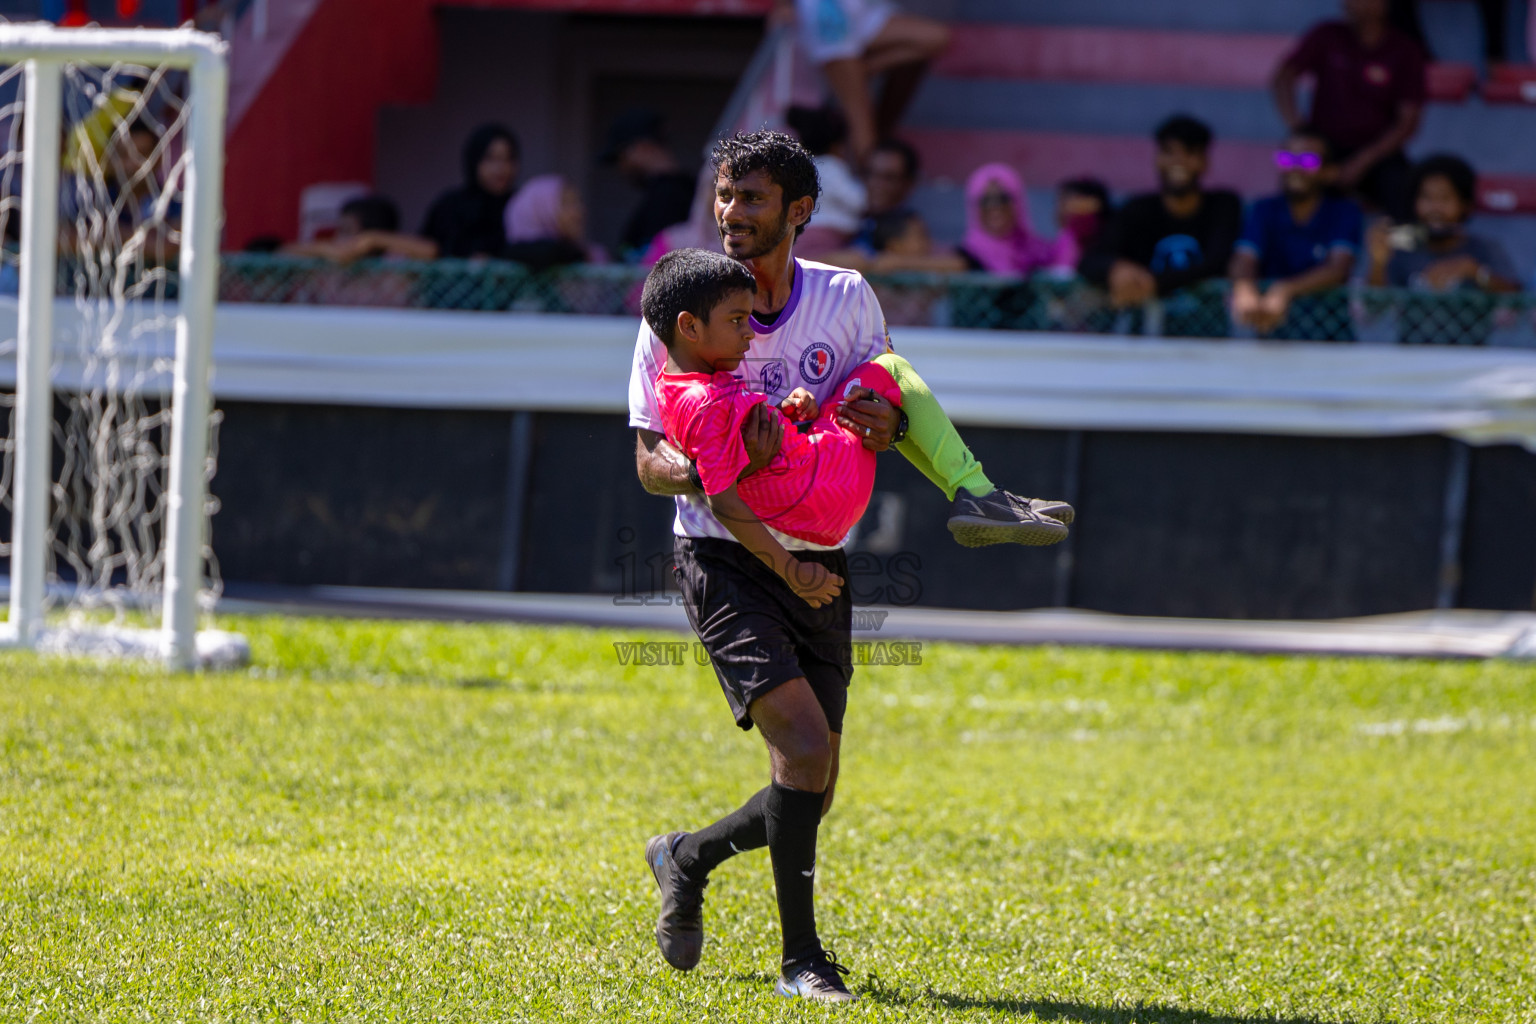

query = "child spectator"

[
  {"left": 504, "top": 175, "right": 607, "bottom": 270},
  {"left": 283, "top": 195, "right": 438, "bottom": 263},
  {"left": 1230, "top": 128, "right": 1363, "bottom": 341},
  {"left": 785, "top": 104, "right": 866, "bottom": 259},
  {"left": 1272, "top": 0, "right": 1426, "bottom": 220},
  {"left": 1079, "top": 115, "right": 1241, "bottom": 336},
  {"left": 1052, "top": 177, "right": 1111, "bottom": 274},
  {"left": 1367, "top": 153, "right": 1520, "bottom": 345},
  {"left": 421, "top": 123, "right": 520, "bottom": 259}
]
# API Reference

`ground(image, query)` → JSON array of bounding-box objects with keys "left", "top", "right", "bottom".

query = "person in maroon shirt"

[{"left": 1272, "top": 0, "right": 1427, "bottom": 220}]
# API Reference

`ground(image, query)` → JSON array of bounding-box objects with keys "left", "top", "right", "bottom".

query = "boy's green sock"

[{"left": 873, "top": 352, "right": 994, "bottom": 502}]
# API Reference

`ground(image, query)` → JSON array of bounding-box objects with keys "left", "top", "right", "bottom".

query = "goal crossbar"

[{"left": 0, "top": 24, "right": 231, "bottom": 670}]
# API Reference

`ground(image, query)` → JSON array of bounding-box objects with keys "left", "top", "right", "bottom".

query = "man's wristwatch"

[
  {"left": 687, "top": 459, "right": 704, "bottom": 491},
  {"left": 891, "top": 408, "right": 910, "bottom": 445}
]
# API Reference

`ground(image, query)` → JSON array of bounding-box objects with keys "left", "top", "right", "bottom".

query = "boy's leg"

[
  {"left": 873, "top": 352, "right": 994, "bottom": 500},
  {"left": 866, "top": 353, "right": 1073, "bottom": 547}
]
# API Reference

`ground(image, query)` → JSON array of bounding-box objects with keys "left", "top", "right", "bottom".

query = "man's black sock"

[
  {"left": 673, "top": 786, "right": 770, "bottom": 880},
  {"left": 766, "top": 781, "right": 826, "bottom": 966}
]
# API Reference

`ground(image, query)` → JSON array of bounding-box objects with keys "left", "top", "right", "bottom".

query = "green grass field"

[{"left": 2, "top": 614, "right": 1533, "bottom": 1023}]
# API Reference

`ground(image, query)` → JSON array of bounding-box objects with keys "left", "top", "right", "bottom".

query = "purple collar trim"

[{"left": 749, "top": 259, "right": 803, "bottom": 335}]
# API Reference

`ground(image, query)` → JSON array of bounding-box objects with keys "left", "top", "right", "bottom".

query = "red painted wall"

[
  {"left": 223, "top": 0, "right": 439, "bottom": 248},
  {"left": 222, "top": 0, "right": 769, "bottom": 248}
]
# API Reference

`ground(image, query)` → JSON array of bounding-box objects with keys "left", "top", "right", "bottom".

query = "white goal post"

[{"left": 0, "top": 24, "right": 243, "bottom": 670}]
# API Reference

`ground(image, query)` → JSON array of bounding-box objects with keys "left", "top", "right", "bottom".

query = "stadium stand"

[{"left": 898, "top": 0, "right": 1536, "bottom": 275}]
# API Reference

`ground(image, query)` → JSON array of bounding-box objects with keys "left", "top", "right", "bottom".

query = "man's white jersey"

[{"left": 629, "top": 258, "right": 890, "bottom": 550}]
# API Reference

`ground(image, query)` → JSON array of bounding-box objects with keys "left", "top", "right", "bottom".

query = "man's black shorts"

[{"left": 672, "top": 535, "right": 852, "bottom": 734}]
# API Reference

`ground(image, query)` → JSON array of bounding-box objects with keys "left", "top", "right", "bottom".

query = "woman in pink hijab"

[
  {"left": 503, "top": 174, "right": 608, "bottom": 268},
  {"left": 958, "top": 163, "right": 1073, "bottom": 277}
]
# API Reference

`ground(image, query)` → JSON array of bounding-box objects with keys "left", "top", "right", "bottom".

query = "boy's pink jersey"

[{"left": 656, "top": 363, "right": 901, "bottom": 548}]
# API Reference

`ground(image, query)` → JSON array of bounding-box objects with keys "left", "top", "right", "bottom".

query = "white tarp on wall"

[{"left": 5, "top": 298, "right": 1536, "bottom": 448}]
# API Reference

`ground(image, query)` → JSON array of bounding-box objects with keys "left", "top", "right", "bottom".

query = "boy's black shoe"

[
  {"left": 947, "top": 488, "right": 1070, "bottom": 547},
  {"left": 1029, "top": 497, "right": 1075, "bottom": 525}
]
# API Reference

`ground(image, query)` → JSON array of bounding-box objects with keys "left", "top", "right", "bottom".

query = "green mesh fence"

[{"left": 211, "top": 254, "right": 1536, "bottom": 346}]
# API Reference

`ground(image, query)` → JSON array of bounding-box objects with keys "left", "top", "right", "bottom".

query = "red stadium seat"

[
  {"left": 1481, "top": 65, "right": 1536, "bottom": 104},
  {"left": 903, "top": 128, "right": 1278, "bottom": 196},
  {"left": 1477, "top": 175, "right": 1536, "bottom": 213},
  {"left": 935, "top": 24, "right": 1476, "bottom": 103}
]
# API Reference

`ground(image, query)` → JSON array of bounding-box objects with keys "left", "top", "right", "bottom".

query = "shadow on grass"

[{"left": 864, "top": 991, "right": 1373, "bottom": 1024}]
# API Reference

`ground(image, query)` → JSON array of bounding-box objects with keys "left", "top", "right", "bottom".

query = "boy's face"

[
  {"left": 678, "top": 289, "right": 756, "bottom": 373},
  {"left": 1057, "top": 189, "right": 1103, "bottom": 227}
]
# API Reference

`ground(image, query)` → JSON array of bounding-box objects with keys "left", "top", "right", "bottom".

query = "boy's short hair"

[
  {"left": 710, "top": 129, "right": 821, "bottom": 238},
  {"left": 1154, "top": 114, "right": 1213, "bottom": 153},
  {"left": 641, "top": 248, "right": 758, "bottom": 347},
  {"left": 1410, "top": 152, "right": 1478, "bottom": 213},
  {"left": 1060, "top": 176, "right": 1110, "bottom": 209}
]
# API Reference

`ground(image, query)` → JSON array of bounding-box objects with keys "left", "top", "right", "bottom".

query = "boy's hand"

[
  {"left": 785, "top": 559, "right": 844, "bottom": 609},
  {"left": 780, "top": 387, "right": 819, "bottom": 422},
  {"left": 738, "top": 403, "right": 783, "bottom": 479}
]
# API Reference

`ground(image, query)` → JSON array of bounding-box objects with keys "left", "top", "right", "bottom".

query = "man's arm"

[
  {"left": 1271, "top": 61, "right": 1305, "bottom": 132},
  {"left": 1230, "top": 247, "right": 1265, "bottom": 327},
  {"left": 635, "top": 429, "right": 695, "bottom": 496},
  {"left": 1338, "top": 103, "right": 1422, "bottom": 188},
  {"left": 1275, "top": 250, "right": 1355, "bottom": 299},
  {"left": 634, "top": 405, "right": 786, "bottom": 496}
]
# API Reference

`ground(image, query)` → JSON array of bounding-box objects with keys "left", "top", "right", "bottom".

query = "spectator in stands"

[
  {"left": 786, "top": 104, "right": 866, "bottom": 258},
  {"left": 1079, "top": 116, "right": 1241, "bottom": 322},
  {"left": 602, "top": 109, "right": 696, "bottom": 258},
  {"left": 421, "top": 123, "right": 520, "bottom": 259},
  {"left": 504, "top": 174, "right": 607, "bottom": 270},
  {"left": 1051, "top": 177, "right": 1111, "bottom": 274},
  {"left": 1272, "top": 0, "right": 1426, "bottom": 220},
  {"left": 850, "top": 138, "right": 921, "bottom": 251},
  {"left": 781, "top": 0, "right": 950, "bottom": 163},
  {"left": 956, "top": 163, "right": 1070, "bottom": 277},
  {"left": 817, "top": 139, "right": 969, "bottom": 275},
  {"left": 1367, "top": 153, "right": 1519, "bottom": 343},
  {"left": 282, "top": 195, "right": 438, "bottom": 263},
  {"left": 1230, "top": 128, "right": 1363, "bottom": 341}
]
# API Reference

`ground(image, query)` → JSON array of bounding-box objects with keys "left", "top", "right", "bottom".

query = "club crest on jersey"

[
  {"left": 760, "top": 360, "right": 786, "bottom": 397},
  {"left": 800, "top": 343, "right": 836, "bottom": 384}
]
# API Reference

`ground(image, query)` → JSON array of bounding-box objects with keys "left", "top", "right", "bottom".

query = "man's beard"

[
  {"left": 719, "top": 208, "right": 792, "bottom": 260},
  {"left": 1160, "top": 177, "right": 1199, "bottom": 199}
]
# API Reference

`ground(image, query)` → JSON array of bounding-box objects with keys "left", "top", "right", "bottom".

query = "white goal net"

[{"left": 0, "top": 25, "right": 244, "bottom": 669}]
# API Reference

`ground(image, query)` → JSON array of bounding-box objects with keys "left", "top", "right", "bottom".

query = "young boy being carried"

[{"left": 642, "top": 247, "right": 1071, "bottom": 606}]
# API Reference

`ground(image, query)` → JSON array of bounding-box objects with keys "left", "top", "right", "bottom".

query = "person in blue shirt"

[{"left": 1230, "top": 127, "right": 1364, "bottom": 341}]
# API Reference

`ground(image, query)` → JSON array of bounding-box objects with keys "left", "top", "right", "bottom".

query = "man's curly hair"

[{"left": 710, "top": 129, "right": 822, "bottom": 238}]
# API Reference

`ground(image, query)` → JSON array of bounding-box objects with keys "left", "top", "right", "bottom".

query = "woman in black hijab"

[{"left": 420, "top": 123, "right": 520, "bottom": 258}]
